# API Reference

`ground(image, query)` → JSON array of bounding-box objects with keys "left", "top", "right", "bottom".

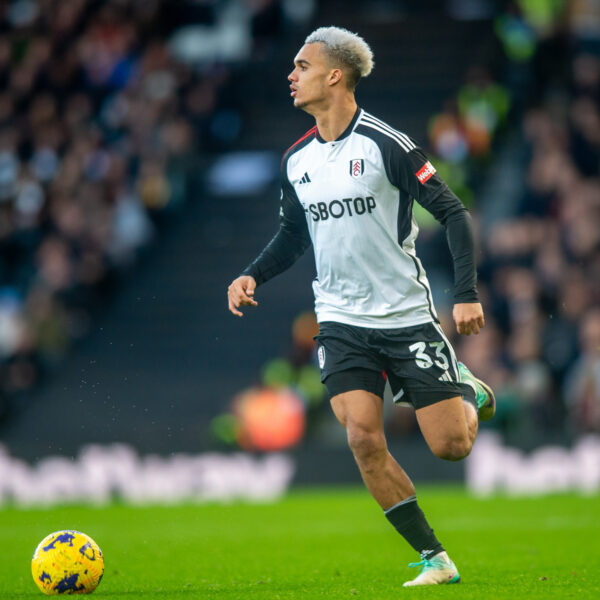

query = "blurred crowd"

[
  {"left": 0, "top": 0, "right": 297, "bottom": 420},
  {"left": 1, "top": 0, "right": 598, "bottom": 443},
  {"left": 428, "top": 1, "right": 600, "bottom": 438},
  {"left": 466, "top": 50, "right": 600, "bottom": 436},
  {"left": 0, "top": 1, "right": 195, "bottom": 417}
]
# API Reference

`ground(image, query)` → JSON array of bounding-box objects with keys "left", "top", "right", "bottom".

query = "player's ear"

[{"left": 328, "top": 68, "right": 343, "bottom": 86}]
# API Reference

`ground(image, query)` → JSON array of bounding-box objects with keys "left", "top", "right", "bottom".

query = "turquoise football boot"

[
  {"left": 458, "top": 361, "right": 496, "bottom": 421},
  {"left": 403, "top": 551, "right": 461, "bottom": 586}
]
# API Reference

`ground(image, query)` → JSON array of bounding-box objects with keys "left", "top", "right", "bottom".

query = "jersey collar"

[{"left": 315, "top": 106, "right": 362, "bottom": 144}]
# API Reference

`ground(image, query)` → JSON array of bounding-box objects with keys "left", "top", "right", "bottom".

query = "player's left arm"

[
  {"left": 393, "top": 146, "right": 483, "bottom": 335},
  {"left": 451, "top": 301, "right": 484, "bottom": 336}
]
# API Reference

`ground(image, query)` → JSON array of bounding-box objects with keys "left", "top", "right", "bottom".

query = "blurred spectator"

[
  {"left": 214, "top": 310, "right": 328, "bottom": 450},
  {"left": 428, "top": 67, "right": 510, "bottom": 164},
  {"left": 564, "top": 309, "right": 600, "bottom": 433},
  {"left": 457, "top": 66, "right": 510, "bottom": 157},
  {"left": 230, "top": 386, "right": 306, "bottom": 452}
]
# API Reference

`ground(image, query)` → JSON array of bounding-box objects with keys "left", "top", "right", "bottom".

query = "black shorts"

[{"left": 315, "top": 321, "right": 467, "bottom": 410}]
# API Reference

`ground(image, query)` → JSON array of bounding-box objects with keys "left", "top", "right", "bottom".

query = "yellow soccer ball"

[{"left": 31, "top": 530, "right": 104, "bottom": 595}]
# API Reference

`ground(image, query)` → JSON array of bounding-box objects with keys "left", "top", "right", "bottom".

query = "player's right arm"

[
  {"left": 227, "top": 164, "right": 311, "bottom": 317},
  {"left": 227, "top": 275, "right": 258, "bottom": 317}
]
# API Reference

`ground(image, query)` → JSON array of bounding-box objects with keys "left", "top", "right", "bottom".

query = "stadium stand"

[
  {"left": 1, "top": 0, "right": 598, "bottom": 455},
  {"left": 461, "top": 3, "right": 600, "bottom": 436},
  {"left": 0, "top": 0, "right": 281, "bottom": 422}
]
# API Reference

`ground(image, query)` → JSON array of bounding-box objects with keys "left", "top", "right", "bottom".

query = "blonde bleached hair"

[{"left": 305, "top": 26, "right": 374, "bottom": 89}]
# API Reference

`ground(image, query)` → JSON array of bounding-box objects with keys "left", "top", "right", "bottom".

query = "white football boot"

[{"left": 402, "top": 551, "right": 461, "bottom": 587}]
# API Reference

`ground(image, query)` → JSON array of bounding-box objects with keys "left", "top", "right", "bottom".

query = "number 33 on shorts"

[{"left": 409, "top": 341, "right": 450, "bottom": 370}]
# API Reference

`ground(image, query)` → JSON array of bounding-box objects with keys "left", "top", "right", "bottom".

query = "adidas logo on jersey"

[{"left": 298, "top": 172, "right": 311, "bottom": 184}]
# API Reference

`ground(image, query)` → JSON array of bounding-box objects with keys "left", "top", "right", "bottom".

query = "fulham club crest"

[
  {"left": 318, "top": 346, "right": 326, "bottom": 369},
  {"left": 349, "top": 158, "right": 364, "bottom": 178}
]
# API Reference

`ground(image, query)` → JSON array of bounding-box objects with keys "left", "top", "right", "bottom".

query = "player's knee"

[
  {"left": 346, "top": 425, "right": 386, "bottom": 464},
  {"left": 431, "top": 435, "right": 472, "bottom": 462}
]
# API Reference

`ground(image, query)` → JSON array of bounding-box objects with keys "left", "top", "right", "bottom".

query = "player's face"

[{"left": 288, "top": 43, "right": 332, "bottom": 112}]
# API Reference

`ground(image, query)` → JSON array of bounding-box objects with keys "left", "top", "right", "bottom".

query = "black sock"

[{"left": 384, "top": 496, "right": 444, "bottom": 559}]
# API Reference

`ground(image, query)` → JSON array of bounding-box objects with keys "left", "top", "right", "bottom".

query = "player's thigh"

[
  {"left": 330, "top": 387, "right": 388, "bottom": 459},
  {"left": 415, "top": 395, "right": 470, "bottom": 453},
  {"left": 330, "top": 389, "right": 384, "bottom": 431},
  {"left": 326, "top": 367, "right": 386, "bottom": 430},
  {"left": 382, "top": 322, "right": 464, "bottom": 410}
]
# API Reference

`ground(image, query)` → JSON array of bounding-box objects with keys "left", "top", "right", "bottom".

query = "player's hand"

[
  {"left": 227, "top": 275, "right": 258, "bottom": 317},
  {"left": 453, "top": 302, "right": 484, "bottom": 336}
]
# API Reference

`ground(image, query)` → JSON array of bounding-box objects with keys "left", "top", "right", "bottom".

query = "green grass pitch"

[{"left": 2, "top": 486, "right": 599, "bottom": 598}]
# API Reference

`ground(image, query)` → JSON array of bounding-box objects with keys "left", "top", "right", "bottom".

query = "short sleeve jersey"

[{"left": 273, "top": 108, "right": 474, "bottom": 329}]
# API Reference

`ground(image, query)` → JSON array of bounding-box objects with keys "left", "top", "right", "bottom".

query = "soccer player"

[{"left": 227, "top": 26, "right": 495, "bottom": 586}]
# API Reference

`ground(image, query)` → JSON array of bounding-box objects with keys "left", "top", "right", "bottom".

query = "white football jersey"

[{"left": 245, "top": 108, "right": 477, "bottom": 328}]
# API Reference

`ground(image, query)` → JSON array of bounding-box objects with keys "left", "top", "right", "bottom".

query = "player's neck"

[{"left": 313, "top": 97, "right": 358, "bottom": 142}]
